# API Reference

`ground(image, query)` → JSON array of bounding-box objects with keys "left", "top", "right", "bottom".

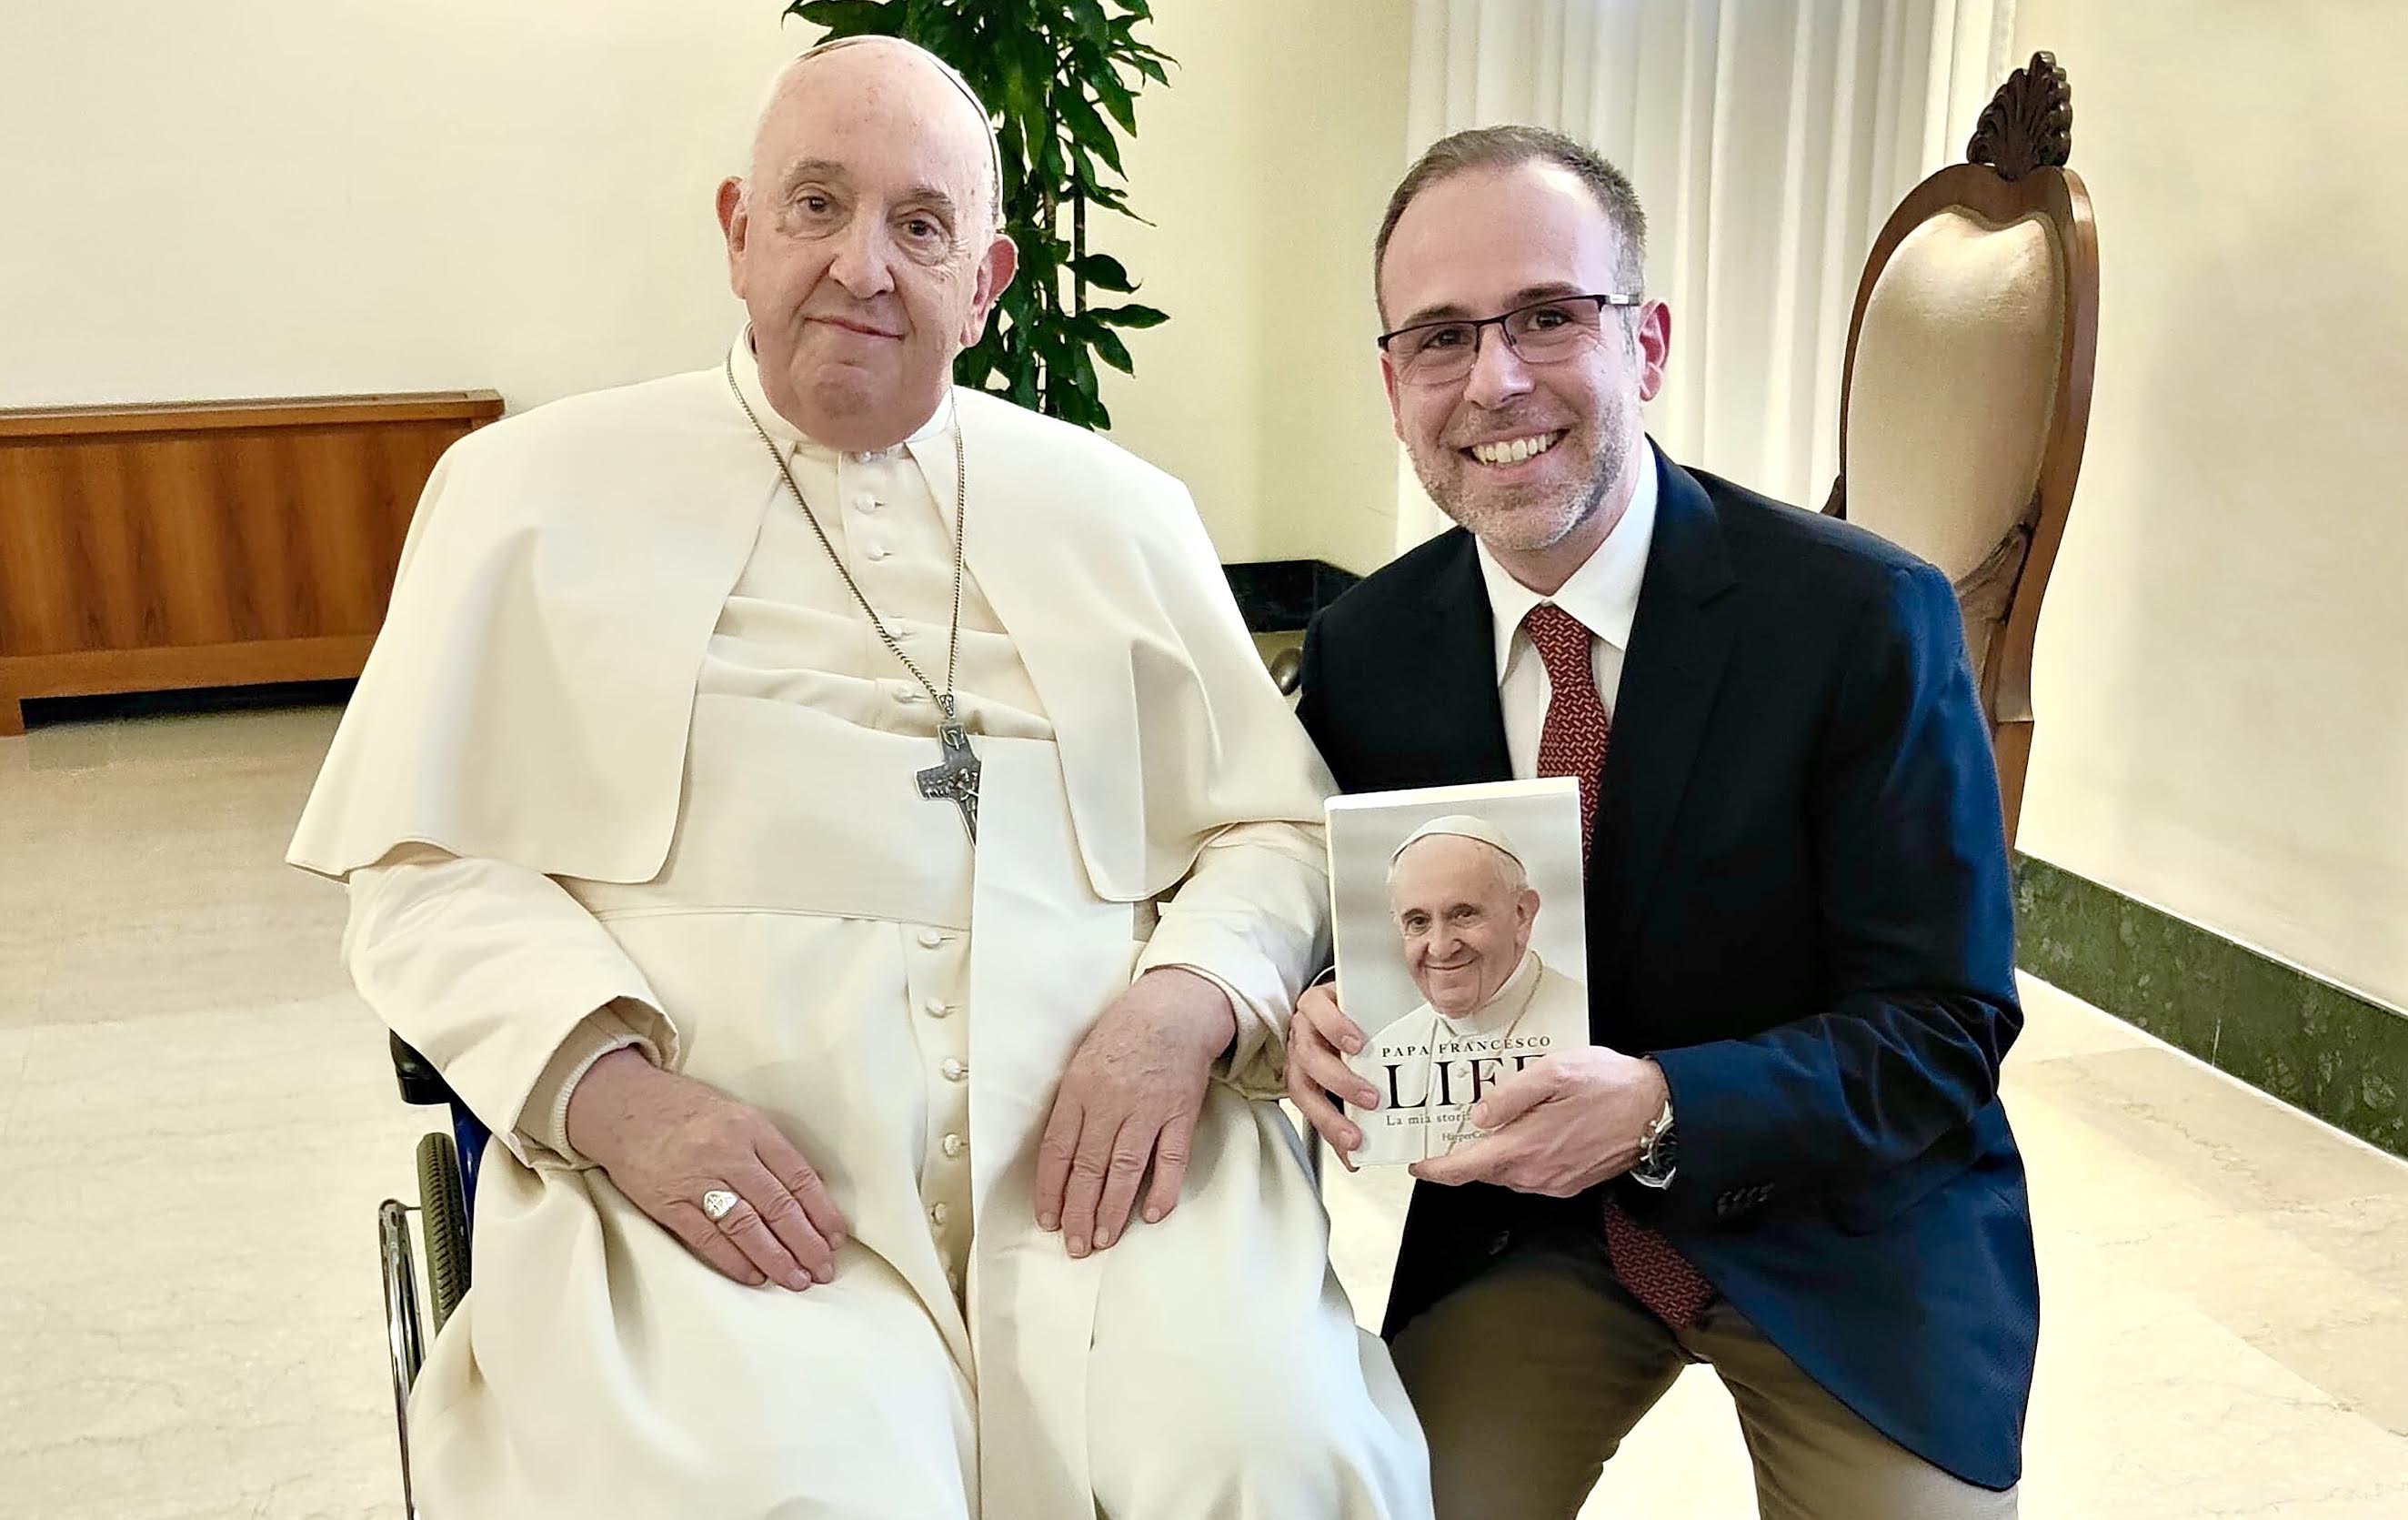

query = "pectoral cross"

[{"left": 916, "top": 700, "right": 980, "bottom": 842}]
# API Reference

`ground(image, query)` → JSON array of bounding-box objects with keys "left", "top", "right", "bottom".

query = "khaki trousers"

[{"left": 1389, "top": 1249, "right": 2018, "bottom": 1520}]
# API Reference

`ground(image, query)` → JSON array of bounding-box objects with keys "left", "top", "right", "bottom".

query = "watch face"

[{"left": 1633, "top": 1110, "right": 1678, "bottom": 1187}]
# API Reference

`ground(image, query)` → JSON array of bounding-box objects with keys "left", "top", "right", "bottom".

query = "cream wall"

[
  {"left": 0, "top": 1, "right": 1410, "bottom": 565},
  {"left": 2008, "top": 1, "right": 2408, "bottom": 1011},
  {"left": 1096, "top": 1, "right": 1411, "bottom": 569},
  {"left": 0, "top": 3, "right": 794, "bottom": 416}
]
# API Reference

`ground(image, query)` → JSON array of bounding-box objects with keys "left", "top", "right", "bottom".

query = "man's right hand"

[
  {"left": 1284, "top": 981, "right": 1380, "bottom": 1171},
  {"left": 565, "top": 1048, "right": 850, "bottom": 1292}
]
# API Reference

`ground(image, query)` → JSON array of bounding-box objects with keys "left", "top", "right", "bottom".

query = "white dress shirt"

[{"left": 1474, "top": 455, "right": 1661, "bottom": 779}]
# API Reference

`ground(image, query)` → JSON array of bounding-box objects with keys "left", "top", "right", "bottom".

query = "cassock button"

[
  {"left": 941, "top": 1058, "right": 968, "bottom": 1082},
  {"left": 854, "top": 492, "right": 879, "bottom": 513},
  {"left": 896, "top": 689, "right": 926, "bottom": 705},
  {"left": 918, "top": 929, "right": 945, "bottom": 949},
  {"left": 941, "top": 1132, "right": 965, "bottom": 1158},
  {"left": 924, "top": 998, "right": 954, "bottom": 1019},
  {"left": 865, "top": 543, "right": 892, "bottom": 561},
  {"left": 928, "top": 1202, "right": 950, "bottom": 1226}
]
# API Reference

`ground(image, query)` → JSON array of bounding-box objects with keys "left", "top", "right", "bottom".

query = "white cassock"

[{"left": 291, "top": 341, "right": 1430, "bottom": 1519}]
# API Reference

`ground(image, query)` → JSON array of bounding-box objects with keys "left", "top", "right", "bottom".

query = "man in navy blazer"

[{"left": 1286, "top": 126, "right": 2037, "bottom": 1518}]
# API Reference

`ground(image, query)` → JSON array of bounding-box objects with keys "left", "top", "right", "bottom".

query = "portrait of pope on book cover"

[{"left": 1328, "top": 779, "right": 1590, "bottom": 1165}]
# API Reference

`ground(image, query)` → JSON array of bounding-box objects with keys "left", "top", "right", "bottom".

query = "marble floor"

[{"left": 3, "top": 700, "right": 2404, "bottom": 1518}]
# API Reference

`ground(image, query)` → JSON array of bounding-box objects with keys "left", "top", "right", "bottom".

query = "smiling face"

[
  {"left": 1388, "top": 834, "right": 1541, "bottom": 1021},
  {"left": 1376, "top": 160, "right": 1671, "bottom": 588},
  {"left": 716, "top": 41, "right": 1017, "bottom": 453}
]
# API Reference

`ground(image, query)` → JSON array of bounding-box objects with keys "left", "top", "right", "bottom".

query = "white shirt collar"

[
  {"left": 727, "top": 328, "right": 956, "bottom": 464},
  {"left": 1473, "top": 445, "right": 1660, "bottom": 683}
]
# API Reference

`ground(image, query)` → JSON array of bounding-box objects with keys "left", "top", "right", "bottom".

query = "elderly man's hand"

[
  {"left": 1035, "top": 967, "right": 1236, "bottom": 1256},
  {"left": 566, "top": 1048, "right": 850, "bottom": 1292},
  {"left": 1283, "top": 979, "right": 1377, "bottom": 1171},
  {"left": 1410, "top": 1046, "right": 1668, "bottom": 1196}
]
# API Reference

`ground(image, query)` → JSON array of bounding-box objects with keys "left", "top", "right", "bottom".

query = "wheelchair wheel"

[{"left": 416, "top": 1131, "right": 471, "bottom": 1334}]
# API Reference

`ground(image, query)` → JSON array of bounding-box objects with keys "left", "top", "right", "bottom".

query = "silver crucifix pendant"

[{"left": 916, "top": 700, "right": 980, "bottom": 842}]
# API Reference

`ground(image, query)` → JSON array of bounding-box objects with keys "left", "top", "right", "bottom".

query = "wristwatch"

[{"left": 1630, "top": 1093, "right": 1679, "bottom": 1190}]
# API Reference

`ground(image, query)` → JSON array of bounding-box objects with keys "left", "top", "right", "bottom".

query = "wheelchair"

[{"left": 376, "top": 1034, "right": 489, "bottom": 1520}]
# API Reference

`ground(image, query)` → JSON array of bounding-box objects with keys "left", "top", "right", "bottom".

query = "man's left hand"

[
  {"left": 1410, "top": 1046, "right": 1669, "bottom": 1196},
  {"left": 1035, "top": 967, "right": 1236, "bottom": 1257}
]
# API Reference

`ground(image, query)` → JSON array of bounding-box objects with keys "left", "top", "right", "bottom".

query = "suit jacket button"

[{"left": 1487, "top": 1230, "right": 1513, "bottom": 1256}]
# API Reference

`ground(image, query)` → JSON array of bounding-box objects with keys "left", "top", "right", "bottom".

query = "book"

[{"left": 1326, "top": 777, "right": 1591, "bottom": 1166}]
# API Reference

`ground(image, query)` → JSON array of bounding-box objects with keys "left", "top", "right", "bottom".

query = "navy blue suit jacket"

[{"left": 1295, "top": 448, "right": 2039, "bottom": 1490}]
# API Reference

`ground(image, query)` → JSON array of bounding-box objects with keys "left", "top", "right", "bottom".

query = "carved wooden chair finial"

[{"left": 1967, "top": 51, "right": 2073, "bottom": 182}]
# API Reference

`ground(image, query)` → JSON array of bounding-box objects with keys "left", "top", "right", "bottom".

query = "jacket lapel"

[
  {"left": 1418, "top": 530, "right": 1515, "bottom": 786},
  {"left": 1597, "top": 450, "right": 1740, "bottom": 966}
]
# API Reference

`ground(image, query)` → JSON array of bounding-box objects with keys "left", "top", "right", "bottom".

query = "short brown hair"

[{"left": 1374, "top": 126, "right": 1647, "bottom": 317}]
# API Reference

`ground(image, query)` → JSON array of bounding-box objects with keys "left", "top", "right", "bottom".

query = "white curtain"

[{"left": 1395, "top": 0, "right": 2019, "bottom": 550}]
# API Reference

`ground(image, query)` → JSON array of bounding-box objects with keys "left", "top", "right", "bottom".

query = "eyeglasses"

[{"left": 1377, "top": 293, "right": 1644, "bottom": 386}]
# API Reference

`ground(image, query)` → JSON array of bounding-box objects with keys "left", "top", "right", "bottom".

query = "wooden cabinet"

[{"left": 0, "top": 391, "right": 502, "bottom": 734}]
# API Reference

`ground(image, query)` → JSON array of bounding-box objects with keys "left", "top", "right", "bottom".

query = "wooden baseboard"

[{"left": 0, "top": 636, "right": 376, "bottom": 733}]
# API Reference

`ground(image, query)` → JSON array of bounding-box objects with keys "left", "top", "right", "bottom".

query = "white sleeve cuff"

[{"left": 518, "top": 1001, "right": 667, "bottom": 1166}]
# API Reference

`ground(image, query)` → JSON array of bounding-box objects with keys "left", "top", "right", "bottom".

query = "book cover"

[{"left": 1327, "top": 777, "right": 1591, "bottom": 1166}]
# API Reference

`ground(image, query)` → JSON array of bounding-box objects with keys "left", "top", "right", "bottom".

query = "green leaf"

[
  {"left": 1071, "top": 385, "right": 1115, "bottom": 431},
  {"left": 1093, "top": 71, "right": 1138, "bottom": 135},
  {"left": 996, "top": 42, "right": 1043, "bottom": 142},
  {"left": 790, "top": 0, "right": 896, "bottom": 35},
  {"left": 913, "top": 6, "right": 974, "bottom": 59},
  {"left": 1065, "top": 0, "right": 1111, "bottom": 46},
  {"left": 1055, "top": 89, "right": 1124, "bottom": 176},
  {"left": 1008, "top": 354, "right": 1040, "bottom": 408},
  {"left": 1090, "top": 326, "right": 1135, "bottom": 374},
  {"left": 1090, "top": 302, "right": 1169, "bottom": 329},
  {"left": 1071, "top": 254, "right": 1136, "bottom": 292},
  {"left": 1070, "top": 158, "right": 1138, "bottom": 206}
]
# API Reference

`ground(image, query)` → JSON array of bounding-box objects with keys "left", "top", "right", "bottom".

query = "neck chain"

[{"left": 724, "top": 353, "right": 981, "bottom": 841}]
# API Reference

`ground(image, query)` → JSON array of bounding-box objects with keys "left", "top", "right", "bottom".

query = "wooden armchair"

[{"left": 1824, "top": 53, "right": 2099, "bottom": 849}]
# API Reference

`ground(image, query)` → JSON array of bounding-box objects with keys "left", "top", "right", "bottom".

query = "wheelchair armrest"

[{"left": 390, "top": 1033, "right": 459, "bottom": 1108}]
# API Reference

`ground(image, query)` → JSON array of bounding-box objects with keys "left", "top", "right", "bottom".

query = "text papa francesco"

[{"left": 1374, "top": 1033, "right": 1555, "bottom": 1110}]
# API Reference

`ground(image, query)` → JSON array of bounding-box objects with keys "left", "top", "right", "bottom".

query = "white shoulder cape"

[{"left": 287, "top": 368, "right": 1329, "bottom": 901}]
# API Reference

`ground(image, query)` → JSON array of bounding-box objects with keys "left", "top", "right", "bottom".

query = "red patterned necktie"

[{"left": 1523, "top": 602, "right": 1716, "bottom": 1329}]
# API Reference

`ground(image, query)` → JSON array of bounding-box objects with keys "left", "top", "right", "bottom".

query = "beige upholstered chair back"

[{"left": 1825, "top": 53, "right": 2099, "bottom": 849}]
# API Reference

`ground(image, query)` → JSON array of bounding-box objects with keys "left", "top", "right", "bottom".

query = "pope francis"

[
  {"left": 290, "top": 37, "right": 1429, "bottom": 1520},
  {"left": 1360, "top": 819, "right": 1590, "bottom": 1116}
]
